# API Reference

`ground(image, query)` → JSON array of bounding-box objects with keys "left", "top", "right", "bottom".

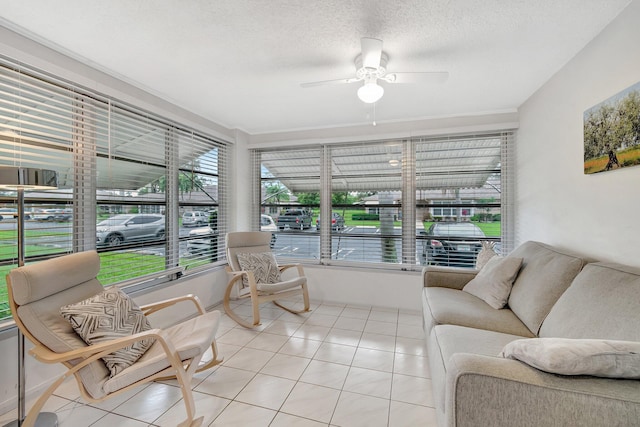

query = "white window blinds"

[
  {"left": 0, "top": 56, "right": 230, "bottom": 320},
  {"left": 251, "top": 130, "right": 515, "bottom": 270}
]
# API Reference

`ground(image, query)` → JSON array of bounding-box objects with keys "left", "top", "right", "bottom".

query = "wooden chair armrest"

[
  {"left": 278, "top": 263, "right": 304, "bottom": 276},
  {"left": 226, "top": 270, "right": 259, "bottom": 295},
  {"left": 278, "top": 263, "right": 300, "bottom": 269},
  {"left": 29, "top": 328, "right": 169, "bottom": 365},
  {"left": 140, "top": 294, "right": 206, "bottom": 316}
]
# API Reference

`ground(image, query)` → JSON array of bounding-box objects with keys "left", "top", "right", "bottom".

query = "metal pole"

[
  {"left": 17, "top": 189, "right": 26, "bottom": 424},
  {"left": 4, "top": 188, "right": 58, "bottom": 427}
]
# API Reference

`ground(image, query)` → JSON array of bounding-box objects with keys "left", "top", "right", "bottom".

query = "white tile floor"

[{"left": 1, "top": 298, "right": 439, "bottom": 427}]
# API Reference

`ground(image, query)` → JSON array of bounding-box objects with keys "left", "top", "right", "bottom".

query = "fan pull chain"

[{"left": 373, "top": 102, "right": 377, "bottom": 126}]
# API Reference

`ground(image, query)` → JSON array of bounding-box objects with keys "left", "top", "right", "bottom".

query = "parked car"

[
  {"left": 261, "top": 214, "right": 277, "bottom": 247},
  {"left": 187, "top": 214, "right": 277, "bottom": 254},
  {"left": 32, "top": 208, "right": 59, "bottom": 221},
  {"left": 186, "top": 225, "right": 215, "bottom": 254},
  {"left": 316, "top": 212, "right": 345, "bottom": 232},
  {"left": 54, "top": 208, "right": 73, "bottom": 221},
  {"left": 96, "top": 214, "right": 165, "bottom": 247},
  {"left": 421, "top": 222, "right": 486, "bottom": 268},
  {"left": 0, "top": 208, "right": 29, "bottom": 220},
  {"left": 276, "top": 209, "right": 313, "bottom": 230},
  {"left": 182, "top": 211, "right": 208, "bottom": 227}
]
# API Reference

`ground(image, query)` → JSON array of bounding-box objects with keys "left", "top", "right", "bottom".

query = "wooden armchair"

[
  {"left": 225, "top": 231, "right": 310, "bottom": 328},
  {"left": 7, "top": 250, "right": 222, "bottom": 427}
]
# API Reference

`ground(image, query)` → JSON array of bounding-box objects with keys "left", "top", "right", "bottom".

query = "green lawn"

[
  {"left": 475, "top": 222, "right": 501, "bottom": 237},
  {"left": 339, "top": 210, "right": 501, "bottom": 236}
]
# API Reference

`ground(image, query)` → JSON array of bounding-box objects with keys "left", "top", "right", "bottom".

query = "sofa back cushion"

[
  {"left": 507, "top": 241, "right": 590, "bottom": 335},
  {"left": 540, "top": 262, "right": 640, "bottom": 341}
]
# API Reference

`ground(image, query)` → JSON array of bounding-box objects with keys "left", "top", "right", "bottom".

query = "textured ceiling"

[{"left": 0, "top": 0, "right": 631, "bottom": 135}]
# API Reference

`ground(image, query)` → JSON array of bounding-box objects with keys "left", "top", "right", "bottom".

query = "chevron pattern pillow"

[
  {"left": 60, "top": 287, "right": 155, "bottom": 377},
  {"left": 237, "top": 251, "right": 282, "bottom": 286}
]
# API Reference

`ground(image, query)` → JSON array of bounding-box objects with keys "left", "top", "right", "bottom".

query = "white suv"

[
  {"left": 96, "top": 214, "right": 165, "bottom": 247},
  {"left": 182, "top": 211, "right": 208, "bottom": 227}
]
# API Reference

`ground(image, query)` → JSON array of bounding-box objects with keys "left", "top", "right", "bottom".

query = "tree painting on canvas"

[{"left": 584, "top": 80, "right": 640, "bottom": 174}]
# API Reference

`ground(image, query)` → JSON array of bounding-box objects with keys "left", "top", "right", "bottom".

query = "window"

[
  {"left": 256, "top": 147, "right": 321, "bottom": 261},
  {"left": 327, "top": 141, "right": 404, "bottom": 264},
  {"left": 251, "top": 131, "right": 514, "bottom": 269},
  {"left": 0, "top": 58, "right": 229, "bottom": 321},
  {"left": 177, "top": 131, "right": 228, "bottom": 268},
  {"left": 416, "top": 134, "right": 506, "bottom": 267}
]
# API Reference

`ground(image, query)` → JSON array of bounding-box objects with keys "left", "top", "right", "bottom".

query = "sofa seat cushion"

[
  {"left": 435, "top": 324, "right": 527, "bottom": 364},
  {"left": 540, "top": 262, "right": 640, "bottom": 342},
  {"left": 427, "top": 324, "right": 525, "bottom": 414},
  {"left": 422, "top": 287, "right": 535, "bottom": 338}
]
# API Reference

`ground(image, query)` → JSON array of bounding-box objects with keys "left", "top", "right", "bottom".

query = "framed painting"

[{"left": 584, "top": 80, "right": 640, "bottom": 174}]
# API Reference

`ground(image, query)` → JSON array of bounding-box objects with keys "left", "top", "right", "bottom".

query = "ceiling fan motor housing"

[{"left": 355, "top": 52, "right": 388, "bottom": 80}]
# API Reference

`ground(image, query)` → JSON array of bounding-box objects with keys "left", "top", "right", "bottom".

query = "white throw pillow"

[
  {"left": 237, "top": 251, "right": 282, "bottom": 286},
  {"left": 60, "top": 287, "right": 155, "bottom": 377},
  {"left": 499, "top": 338, "right": 640, "bottom": 379},
  {"left": 463, "top": 256, "right": 523, "bottom": 309}
]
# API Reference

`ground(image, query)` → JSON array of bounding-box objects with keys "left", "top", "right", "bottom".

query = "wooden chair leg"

[
  {"left": 21, "top": 372, "right": 68, "bottom": 427},
  {"left": 176, "top": 355, "right": 203, "bottom": 427},
  {"left": 223, "top": 279, "right": 257, "bottom": 328}
]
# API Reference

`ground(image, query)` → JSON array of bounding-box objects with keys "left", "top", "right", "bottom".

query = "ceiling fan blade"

[
  {"left": 300, "top": 77, "right": 360, "bottom": 88},
  {"left": 382, "top": 71, "right": 449, "bottom": 84},
  {"left": 361, "top": 37, "right": 383, "bottom": 69}
]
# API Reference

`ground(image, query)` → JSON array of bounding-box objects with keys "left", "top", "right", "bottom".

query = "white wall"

[
  {"left": 232, "top": 130, "right": 253, "bottom": 231},
  {"left": 516, "top": 0, "right": 640, "bottom": 266},
  {"left": 304, "top": 265, "right": 423, "bottom": 311},
  {"left": 248, "top": 111, "right": 518, "bottom": 148}
]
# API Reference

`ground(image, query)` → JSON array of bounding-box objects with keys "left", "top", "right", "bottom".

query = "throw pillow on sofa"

[
  {"left": 463, "top": 256, "right": 523, "bottom": 309},
  {"left": 499, "top": 337, "right": 640, "bottom": 379}
]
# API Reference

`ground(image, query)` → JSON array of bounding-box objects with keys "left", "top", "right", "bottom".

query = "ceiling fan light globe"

[{"left": 357, "top": 82, "right": 384, "bottom": 103}]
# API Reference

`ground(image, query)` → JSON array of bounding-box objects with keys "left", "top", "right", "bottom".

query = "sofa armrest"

[
  {"left": 422, "top": 266, "right": 478, "bottom": 290},
  {"left": 447, "top": 353, "right": 640, "bottom": 427}
]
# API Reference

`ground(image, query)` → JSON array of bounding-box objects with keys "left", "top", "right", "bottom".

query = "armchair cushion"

[
  {"left": 61, "top": 287, "right": 155, "bottom": 377},
  {"left": 499, "top": 338, "right": 640, "bottom": 379},
  {"left": 237, "top": 251, "right": 282, "bottom": 285},
  {"left": 104, "top": 310, "right": 220, "bottom": 393}
]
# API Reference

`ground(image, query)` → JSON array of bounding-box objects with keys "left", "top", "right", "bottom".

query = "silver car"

[
  {"left": 182, "top": 211, "right": 208, "bottom": 227},
  {"left": 96, "top": 214, "right": 165, "bottom": 247}
]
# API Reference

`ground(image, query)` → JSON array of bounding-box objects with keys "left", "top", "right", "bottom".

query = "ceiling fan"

[{"left": 301, "top": 37, "right": 449, "bottom": 104}]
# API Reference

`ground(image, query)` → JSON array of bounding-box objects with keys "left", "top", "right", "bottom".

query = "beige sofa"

[{"left": 422, "top": 241, "right": 640, "bottom": 427}]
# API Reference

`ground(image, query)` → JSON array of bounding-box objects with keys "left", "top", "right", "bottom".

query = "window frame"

[{"left": 252, "top": 131, "right": 515, "bottom": 271}]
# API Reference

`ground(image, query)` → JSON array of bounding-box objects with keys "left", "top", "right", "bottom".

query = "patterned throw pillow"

[
  {"left": 236, "top": 251, "right": 282, "bottom": 286},
  {"left": 60, "top": 287, "right": 155, "bottom": 377}
]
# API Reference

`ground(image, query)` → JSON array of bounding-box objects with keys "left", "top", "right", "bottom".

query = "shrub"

[{"left": 352, "top": 213, "right": 379, "bottom": 221}]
